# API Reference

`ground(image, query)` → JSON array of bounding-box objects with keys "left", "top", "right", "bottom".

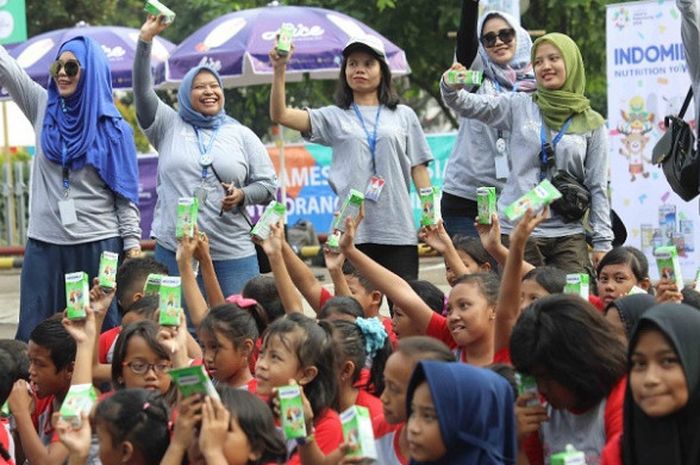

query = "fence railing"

[{"left": 0, "top": 160, "right": 30, "bottom": 247}]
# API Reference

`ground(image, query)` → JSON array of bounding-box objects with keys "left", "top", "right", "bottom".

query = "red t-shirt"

[
  {"left": 287, "top": 408, "right": 343, "bottom": 465},
  {"left": 522, "top": 376, "right": 626, "bottom": 465},
  {"left": 425, "top": 312, "right": 511, "bottom": 364},
  {"left": 98, "top": 326, "right": 122, "bottom": 364},
  {"left": 0, "top": 418, "right": 14, "bottom": 465},
  {"left": 319, "top": 287, "right": 334, "bottom": 308},
  {"left": 589, "top": 295, "right": 605, "bottom": 312},
  {"left": 356, "top": 389, "right": 384, "bottom": 423},
  {"left": 31, "top": 395, "right": 58, "bottom": 445}
]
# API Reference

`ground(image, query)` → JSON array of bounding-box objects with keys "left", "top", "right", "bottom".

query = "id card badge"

[
  {"left": 495, "top": 137, "right": 509, "bottom": 179},
  {"left": 58, "top": 198, "right": 78, "bottom": 226},
  {"left": 365, "top": 175, "right": 385, "bottom": 202},
  {"left": 193, "top": 186, "right": 208, "bottom": 204}
]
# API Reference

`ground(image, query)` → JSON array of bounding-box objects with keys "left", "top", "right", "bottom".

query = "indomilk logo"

[
  {"left": 614, "top": 43, "right": 685, "bottom": 65},
  {"left": 261, "top": 24, "right": 324, "bottom": 41},
  {"left": 197, "top": 56, "right": 222, "bottom": 72}
]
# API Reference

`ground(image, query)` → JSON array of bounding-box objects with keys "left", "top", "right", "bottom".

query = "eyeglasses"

[
  {"left": 122, "top": 360, "right": 171, "bottom": 375},
  {"left": 49, "top": 59, "right": 81, "bottom": 78},
  {"left": 480, "top": 28, "right": 516, "bottom": 48}
]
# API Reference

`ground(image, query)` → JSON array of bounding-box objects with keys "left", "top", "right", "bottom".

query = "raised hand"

[{"left": 139, "top": 14, "right": 169, "bottom": 42}]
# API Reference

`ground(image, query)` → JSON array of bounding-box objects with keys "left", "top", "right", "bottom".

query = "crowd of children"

[{"left": 3, "top": 0, "right": 700, "bottom": 465}]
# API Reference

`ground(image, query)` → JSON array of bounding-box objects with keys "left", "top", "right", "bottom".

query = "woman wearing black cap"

[{"left": 269, "top": 35, "right": 433, "bottom": 281}]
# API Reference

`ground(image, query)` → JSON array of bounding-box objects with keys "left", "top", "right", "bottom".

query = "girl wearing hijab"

[
  {"left": 601, "top": 303, "right": 700, "bottom": 465},
  {"left": 604, "top": 294, "right": 656, "bottom": 345},
  {"left": 134, "top": 16, "right": 276, "bottom": 296},
  {"left": 441, "top": 33, "right": 613, "bottom": 274},
  {"left": 269, "top": 35, "right": 433, "bottom": 282},
  {"left": 0, "top": 37, "right": 142, "bottom": 341},
  {"left": 405, "top": 360, "right": 517, "bottom": 465},
  {"left": 441, "top": 0, "right": 536, "bottom": 238}
]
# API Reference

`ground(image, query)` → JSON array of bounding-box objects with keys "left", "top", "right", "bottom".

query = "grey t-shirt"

[
  {"left": 306, "top": 104, "right": 433, "bottom": 245},
  {"left": 443, "top": 77, "right": 510, "bottom": 201},
  {"left": 0, "top": 46, "right": 141, "bottom": 249},
  {"left": 441, "top": 81, "right": 614, "bottom": 251}
]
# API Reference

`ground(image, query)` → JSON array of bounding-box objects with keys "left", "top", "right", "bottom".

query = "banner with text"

[{"left": 606, "top": 0, "right": 698, "bottom": 280}]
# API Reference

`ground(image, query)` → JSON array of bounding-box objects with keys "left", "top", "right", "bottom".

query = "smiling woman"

[
  {"left": 134, "top": 15, "right": 277, "bottom": 298},
  {"left": 0, "top": 36, "right": 143, "bottom": 341}
]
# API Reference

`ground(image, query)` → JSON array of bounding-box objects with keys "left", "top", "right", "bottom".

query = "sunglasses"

[
  {"left": 49, "top": 59, "right": 81, "bottom": 78},
  {"left": 480, "top": 28, "right": 516, "bottom": 48}
]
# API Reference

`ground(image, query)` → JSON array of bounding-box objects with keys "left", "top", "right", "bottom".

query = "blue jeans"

[
  {"left": 17, "top": 237, "right": 122, "bottom": 341},
  {"left": 154, "top": 243, "right": 260, "bottom": 320}
]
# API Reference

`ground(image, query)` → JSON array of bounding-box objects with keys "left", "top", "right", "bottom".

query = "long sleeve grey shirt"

[
  {"left": 133, "top": 39, "right": 277, "bottom": 260},
  {"left": 677, "top": 0, "right": 700, "bottom": 142},
  {"left": 0, "top": 46, "right": 141, "bottom": 249},
  {"left": 441, "top": 81, "right": 614, "bottom": 251}
]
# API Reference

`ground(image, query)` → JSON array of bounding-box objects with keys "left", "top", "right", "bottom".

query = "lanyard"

[
  {"left": 352, "top": 103, "right": 382, "bottom": 175},
  {"left": 61, "top": 142, "right": 70, "bottom": 196},
  {"left": 539, "top": 116, "right": 573, "bottom": 180},
  {"left": 194, "top": 126, "right": 220, "bottom": 180}
]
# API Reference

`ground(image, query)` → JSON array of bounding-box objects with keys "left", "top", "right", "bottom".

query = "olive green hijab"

[{"left": 531, "top": 33, "right": 605, "bottom": 134}]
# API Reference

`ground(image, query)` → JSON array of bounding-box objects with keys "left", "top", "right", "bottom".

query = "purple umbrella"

[
  {"left": 165, "top": 3, "right": 410, "bottom": 87},
  {"left": 5, "top": 22, "right": 175, "bottom": 93}
]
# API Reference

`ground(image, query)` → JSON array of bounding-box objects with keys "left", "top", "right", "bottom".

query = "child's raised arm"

[
  {"left": 476, "top": 214, "right": 535, "bottom": 275},
  {"left": 282, "top": 240, "right": 327, "bottom": 312},
  {"left": 194, "top": 232, "right": 225, "bottom": 307},
  {"left": 88, "top": 280, "right": 115, "bottom": 384},
  {"left": 419, "top": 220, "right": 468, "bottom": 278},
  {"left": 176, "top": 230, "right": 209, "bottom": 329},
  {"left": 324, "top": 249, "right": 351, "bottom": 297},
  {"left": 256, "top": 221, "right": 304, "bottom": 313},
  {"left": 494, "top": 209, "right": 546, "bottom": 352},
  {"left": 62, "top": 307, "right": 97, "bottom": 386},
  {"left": 339, "top": 217, "right": 434, "bottom": 333}
]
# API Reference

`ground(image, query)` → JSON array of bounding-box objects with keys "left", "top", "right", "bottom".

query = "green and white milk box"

[
  {"left": 143, "top": 273, "right": 163, "bottom": 296},
  {"left": 503, "top": 179, "right": 562, "bottom": 222},
  {"left": 144, "top": 0, "right": 176, "bottom": 24},
  {"left": 59, "top": 384, "right": 98, "bottom": 428},
  {"left": 341, "top": 406, "right": 377, "bottom": 461},
  {"left": 445, "top": 69, "right": 483, "bottom": 86},
  {"left": 325, "top": 229, "right": 342, "bottom": 252},
  {"left": 654, "top": 245, "right": 683, "bottom": 290},
  {"left": 278, "top": 384, "right": 307, "bottom": 440},
  {"left": 65, "top": 272, "right": 90, "bottom": 320},
  {"left": 551, "top": 444, "right": 586, "bottom": 465},
  {"left": 176, "top": 197, "right": 199, "bottom": 239},
  {"left": 564, "top": 274, "right": 589, "bottom": 300},
  {"left": 419, "top": 187, "right": 441, "bottom": 227},
  {"left": 250, "top": 201, "right": 286, "bottom": 240},
  {"left": 98, "top": 251, "right": 119, "bottom": 291},
  {"left": 332, "top": 190, "right": 364, "bottom": 232},
  {"left": 515, "top": 372, "right": 540, "bottom": 407},
  {"left": 158, "top": 276, "right": 182, "bottom": 326},
  {"left": 276, "top": 23, "right": 294, "bottom": 56},
  {"left": 476, "top": 186, "right": 497, "bottom": 225},
  {"left": 168, "top": 365, "right": 220, "bottom": 399}
]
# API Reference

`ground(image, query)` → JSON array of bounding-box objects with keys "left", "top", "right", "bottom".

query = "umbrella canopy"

[
  {"left": 165, "top": 3, "right": 410, "bottom": 88},
  {"left": 4, "top": 22, "right": 175, "bottom": 93}
]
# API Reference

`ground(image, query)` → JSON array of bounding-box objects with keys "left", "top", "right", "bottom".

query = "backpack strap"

[{"left": 678, "top": 86, "right": 694, "bottom": 119}]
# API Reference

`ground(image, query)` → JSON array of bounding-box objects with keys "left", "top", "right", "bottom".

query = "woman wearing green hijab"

[{"left": 441, "top": 32, "right": 611, "bottom": 273}]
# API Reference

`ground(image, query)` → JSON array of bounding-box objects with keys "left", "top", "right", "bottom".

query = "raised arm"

[
  {"left": 340, "top": 217, "right": 435, "bottom": 333},
  {"left": 494, "top": 209, "right": 546, "bottom": 351},
  {"left": 282, "top": 241, "right": 327, "bottom": 311},
  {"left": 0, "top": 46, "right": 44, "bottom": 124},
  {"left": 269, "top": 47, "right": 312, "bottom": 132},
  {"left": 135, "top": 15, "right": 169, "bottom": 129},
  {"left": 677, "top": 0, "right": 700, "bottom": 86},
  {"left": 256, "top": 222, "right": 304, "bottom": 313},
  {"left": 177, "top": 232, "right": 209, "bottom": 329},
  {"left": 456, "top": 0, "right": 481, "bottom": 67},
  {"left": 194, "top": 232, "right": 225, "bottom": 307},
  {"left": 419, "top": 221, "right": 469, "bottom": 277}
]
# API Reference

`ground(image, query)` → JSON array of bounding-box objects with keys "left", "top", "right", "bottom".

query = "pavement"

[{"left": 0, "top": 256, "right": 449, "bottom": 339}]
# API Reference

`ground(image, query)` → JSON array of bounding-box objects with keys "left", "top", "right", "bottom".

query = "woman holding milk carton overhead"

[
  {"left": 0, "top": 36, "right": 142, "bottom": 341},
  {"left": 440, "top": 0, "right": 536, "bottom": 239},
  {"left": 269, "top": 34, "right": 433, "bottom": 281},
  {"left": 134, "top": 14, "right": 277, "bottom": 296},
  {"left": 441, "top": 33, "right": 613, "bottom": 274}
]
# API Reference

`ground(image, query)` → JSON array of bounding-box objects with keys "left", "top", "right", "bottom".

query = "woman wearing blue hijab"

[
  {"left": 134, "top": 16, "right": 276, "bottom": 298},
  {"left": 0, "top": 36, "right": 142, "bottom": 340},
  {"left": 405, "top": 360, "right": 517, "bottom": 465}
]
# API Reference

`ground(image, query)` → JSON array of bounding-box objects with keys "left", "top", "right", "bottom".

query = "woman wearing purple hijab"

[{"left": 0, "top": 36, "right": 141, "bottom": 340}]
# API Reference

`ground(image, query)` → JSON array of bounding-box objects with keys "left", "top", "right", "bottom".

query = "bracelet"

[{"left": 295, "top": 434, "right": 315, "bottom": 446}]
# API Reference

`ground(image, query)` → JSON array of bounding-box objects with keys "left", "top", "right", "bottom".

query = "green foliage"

[{"left": 115, "top": 97, "right": 151, "bottom": 153}]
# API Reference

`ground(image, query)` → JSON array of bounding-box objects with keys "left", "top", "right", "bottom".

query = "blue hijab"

[
  {"left": 406, "top": 361, "right": 517, "bottom": 465},
  {"left": 40, "top": 36, "right": 139, "bottom": 204},
  {"left": 177, "top": 65, "right": 232, "bottom": 129}
]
